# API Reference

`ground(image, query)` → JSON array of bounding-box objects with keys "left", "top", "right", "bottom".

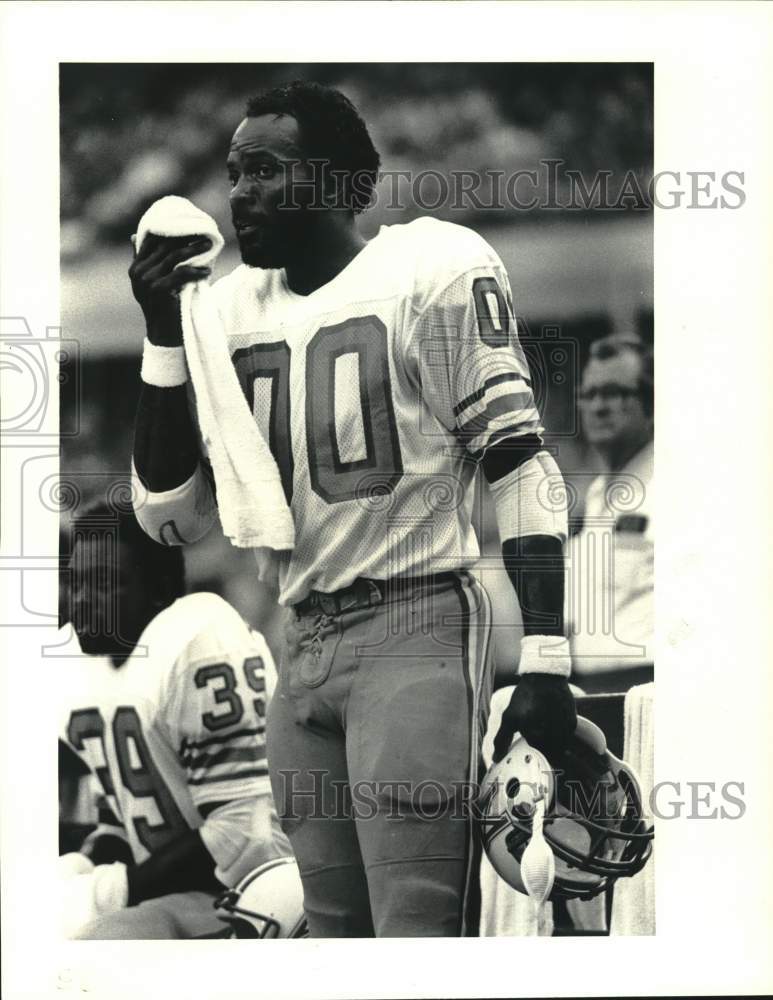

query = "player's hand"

[
  {"left": 492, "top": 674, "right": 577, "bottom": 764},
  {"left": 129, "top": 234, "right": 213, "bottom": 344}
]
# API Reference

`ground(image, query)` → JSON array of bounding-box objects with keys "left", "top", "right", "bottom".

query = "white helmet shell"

[
  {"left": 214, "top": 857, "right": 307, "bottom": 938},
  {"left": 480, "top": 717, "right": 653, "bottom": 901}
]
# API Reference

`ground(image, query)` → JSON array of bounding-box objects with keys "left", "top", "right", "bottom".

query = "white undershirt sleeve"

[
  {"left": 131, "top": 459, "right": 217, "bottom": 546},
  {"left": 199, "top": 794, "right": 293, "bottom": 888},
  {"left": 487, "top": 449, "right": 568, "bottom": 544}
]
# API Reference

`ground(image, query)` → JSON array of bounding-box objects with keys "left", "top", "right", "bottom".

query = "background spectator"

[{"left": 565, "top": 333, "right": 654, "bottom": 691}]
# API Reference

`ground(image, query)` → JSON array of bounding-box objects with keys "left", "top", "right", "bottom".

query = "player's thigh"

[
  {"left": 266, "top": 642, "right": 357, "bottom": 869},
  {"left": 346, "top": 578, "right": 492, "bottom": 935},
  {"left": 349, "top": 577, "right": 492, "bottom": 842},
  {"left": 267, "top": 692, "right": 357, "bottom": 864},
  {"left": 266, "top": 621, "right": 373, "bottom": 936},
  {"left": 73, "top": 891, "right": 222, "bottom": 940}
]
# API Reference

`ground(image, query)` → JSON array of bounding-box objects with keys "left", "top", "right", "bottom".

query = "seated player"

[{"left": 58, "top": 499, "right": 292, "bottom": 939}]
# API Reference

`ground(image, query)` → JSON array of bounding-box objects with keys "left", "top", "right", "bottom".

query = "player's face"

[
  {"left": 579, "top": 353, "right": 650, "bottom": 449},
  {"left": 69, "top": 538, "right": 153, "bottom": 656},
  {"left": 227, "top": 114, "right": 316, "bottom": 269}
]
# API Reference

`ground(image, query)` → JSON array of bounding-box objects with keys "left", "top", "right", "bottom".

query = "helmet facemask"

[{"left": 480, "top": 717, "right": 654, "bottom": 902}]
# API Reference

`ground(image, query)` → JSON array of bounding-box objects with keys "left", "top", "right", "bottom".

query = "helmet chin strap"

[{"left": 520, "top": 795, "right": 555, "bottom": 936}]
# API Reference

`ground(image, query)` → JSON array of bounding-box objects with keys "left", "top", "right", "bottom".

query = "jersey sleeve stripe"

[
  {"left": 185, "top": 744, "right": 265, "bottom": 772},
  {"left": 197, "top": 799, "right": 234, "bottom": 819},
  {"left": 188, "top": 764, "right": 269, "bottom": 787},
  {"left": 455, "top": 392, "right": 537, "bottom": 440},
  {"left": 181, "top": 735, "right": 265, "bottom": 768},
  {"left": 455, "top": 380, "right": 534, "bottom": 427},
  {"left": 191, "top": 774, "right": 272, "bottom": 808},
  {"left": 180, "top": 726, "right": 265, "bottom": 753},
  {"left": 453, "top": 372, "right": 531, "bottom": 417}
]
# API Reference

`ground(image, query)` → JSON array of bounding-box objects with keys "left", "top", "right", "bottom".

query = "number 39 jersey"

[
  {"left": 212, "top": 217, "right": 543, "bottom": 606},
  {"left": 58, "top": 592, "right": 276, "bottom": 865}
]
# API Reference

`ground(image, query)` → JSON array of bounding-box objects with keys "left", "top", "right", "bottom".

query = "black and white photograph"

[
  {"left": 56, "top": 58, "right": 656, "bottom": 941},
  {"left": 1, "top": 3, "right": 771, "bottom": 998}
]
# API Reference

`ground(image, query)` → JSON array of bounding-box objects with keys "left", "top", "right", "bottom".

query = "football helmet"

[
  {"left": 214, "top": 857, "right": 308, "bottom": 938},
  {"left": 480, "top": 716, "right": 653, "bottom": 901}
]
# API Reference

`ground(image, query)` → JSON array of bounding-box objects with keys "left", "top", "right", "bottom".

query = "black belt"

[{"left": 293, "top": 572, "right": 463, "bottom": 618}]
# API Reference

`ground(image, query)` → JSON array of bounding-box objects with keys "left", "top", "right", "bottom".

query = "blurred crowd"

[{"left": 61, "top": 63, "right": 653, "bottom": 259}]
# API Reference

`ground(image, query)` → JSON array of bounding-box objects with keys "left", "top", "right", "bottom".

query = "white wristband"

[
  {"left": 518, "top": 634, "right": 572, "bottom": 678},
  {"left": 141, "top": 338, "right": 188, "bottom": 387}
]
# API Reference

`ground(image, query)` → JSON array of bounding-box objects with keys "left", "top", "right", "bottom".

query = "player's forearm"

[
  {"left": 133, "top": 297, "right": 200, "bottom": 493},
  {"left": 483, "top": 445, "right": 569, "bottom": 638},
  {"left": 501, "top": 535, "right": 565, "bottom": 636},
  {"left": 486, "top": 450, "right": 575, "bottom": 760},
  {"left": 131, "top": 301, "right": 220, "bottom": 545},
  {"left": 133, "top": 383, "right": 200, "bottom": 492},
  {"left": 132, "top": 389, "right": 217, "bottom": 546},
  {"left": 125, "top": 828, "right": 222, "bottom": 905}
]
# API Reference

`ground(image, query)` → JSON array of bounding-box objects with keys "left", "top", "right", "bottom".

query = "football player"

[
  {"left": 58, "top": 500, "right": 291, "bottom": 939},
  {"left": 129, "top": 81, "right": 575, "bottom": 936}
]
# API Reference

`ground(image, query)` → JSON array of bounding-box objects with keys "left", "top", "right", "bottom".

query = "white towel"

[
  {"left": 479, "top": 685, "right": 555, "bottom": 937},
  {"left": 610, "top": 681, "right": 655, "bottom": 935},
  {"left": 134, "top": 196, "right": 295, "bottom": 552}
]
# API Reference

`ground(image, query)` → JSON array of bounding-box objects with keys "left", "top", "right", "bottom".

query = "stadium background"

[{"left": 59, "top": 63, "right": 653, "bottom": 673}]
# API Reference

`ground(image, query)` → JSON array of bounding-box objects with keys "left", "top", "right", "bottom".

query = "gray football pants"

[{"left": 266, "top": 572, "right": 493, "bottom": 937}]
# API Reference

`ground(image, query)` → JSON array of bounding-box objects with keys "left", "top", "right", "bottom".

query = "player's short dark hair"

[
  {"left": 70, "top": 496, "right": 185, "bottom": 603},
  {"left": 588, "top": 332, "right": 654, "bottom": 417},
  {"left": 245, "top": 80, "right": 380, "bottom": 213}
]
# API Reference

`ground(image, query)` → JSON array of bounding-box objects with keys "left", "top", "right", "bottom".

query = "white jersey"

[
  {"left": 58, "top": 592, "right": 276, "bottom": 865},
  {"left": 213, "top": 218, "right": 543, "bottom": 604},
  {"left": 141, "top": 218, "right": 544, "bottom": 606}
]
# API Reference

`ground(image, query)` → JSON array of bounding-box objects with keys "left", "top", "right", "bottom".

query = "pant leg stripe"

[
  {"left": 454, "top": 572, "right": 493, "bottom": 936},
  {"left": 451, "top": 574, "right": 473, "bottom": 937}
]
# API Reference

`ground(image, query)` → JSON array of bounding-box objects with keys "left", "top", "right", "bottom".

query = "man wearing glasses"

[{"left": 566, "top": 333, "right": 654, "bottom": 692}]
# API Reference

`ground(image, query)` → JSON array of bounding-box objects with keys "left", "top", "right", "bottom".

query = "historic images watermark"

[
  {"left": 268, "top": 159, "right": 746, "bottom": 212},
  {"left": 273, "top": 768, "right": 746, "bottom": 823},
  {"left": 372, "top": 164, "right": 746, "bottom": 212}
]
